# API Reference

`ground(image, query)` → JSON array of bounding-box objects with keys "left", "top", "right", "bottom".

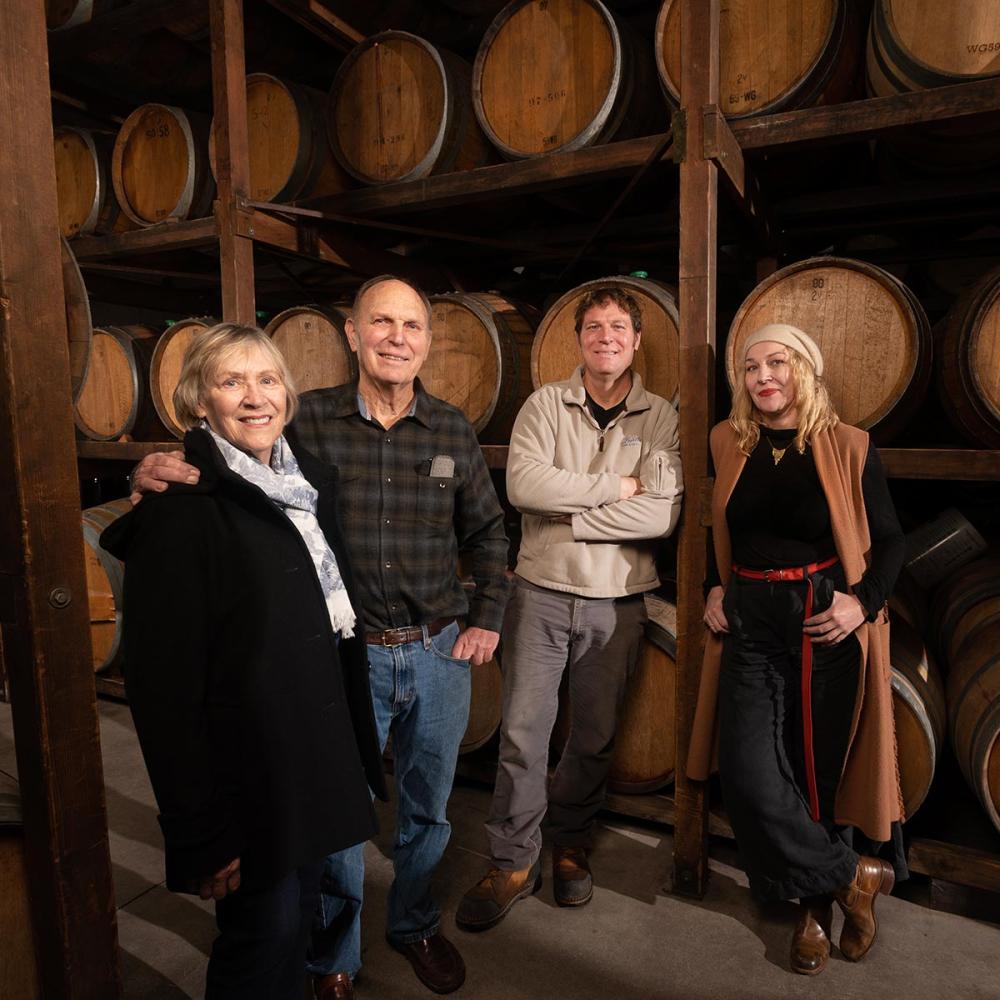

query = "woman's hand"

[
  {"left": 703, "top": 585, "right": 730, "bottom": 635},
  {"left": 198, "top": 857, "right": 242, "bottom": 900},
  {"left": 803, "top": 591, "right": 866, "bottom": 645}
]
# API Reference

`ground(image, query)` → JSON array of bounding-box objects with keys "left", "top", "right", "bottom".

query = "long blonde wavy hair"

[{"left": 729, "top": 344, "right": 838, "bottom": 456}]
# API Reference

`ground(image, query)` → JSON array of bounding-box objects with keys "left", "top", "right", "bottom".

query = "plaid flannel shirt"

[{"left": 290, "top": 379, "right": 510, "bottom": 632}]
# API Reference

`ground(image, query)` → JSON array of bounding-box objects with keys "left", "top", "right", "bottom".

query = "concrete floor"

[{"left": 2, "top": 699, "right": 999, "bottom": 999}]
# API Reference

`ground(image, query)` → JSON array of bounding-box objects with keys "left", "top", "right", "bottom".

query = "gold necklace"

[{"left": 762, "top": 433, "right": 789, "bottom": 466}]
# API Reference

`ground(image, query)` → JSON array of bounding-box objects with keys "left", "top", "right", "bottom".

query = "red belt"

[{"left": 730, "top": 554, "right": 839, "bottom": 823}]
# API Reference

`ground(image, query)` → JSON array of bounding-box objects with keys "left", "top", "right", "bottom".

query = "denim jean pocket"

[{"left": 428, "top": 622, "right": 470, "bottom": 666}]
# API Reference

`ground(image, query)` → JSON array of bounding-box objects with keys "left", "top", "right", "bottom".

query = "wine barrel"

[
  {"left": 46, "top": 0, "right": 125, "bottom": 30},
  {"left": 422, "top": 293, "right": 537, "bottom": 442},
  {"left": 82, "top": 499, "right": 132, "bottom": 673},
  {"left": 150, "top": 317, "right": 216, "bottom": 438},
  {"left": 655, "top": 0, "right": 861, "bottom": 119},
  {"left": 890, "top": 615, "right": 946, "bottom": 820},
  {"left": 74, "top": 325, "right": 167, "bottom": 441},
  {"left": 461, "top": 651, "right": 503, "bottom": 754},
  {"left": 726, "top": 257, "right": 931, "bottom": 440},
  {"left": 947, "top": 613, "right": 1000, "bottom": 836},
  {"left": 209, "top": 74, "right": 351, "bottom": 203},
  {"left": 553, "top": 593, "right": 677, "bottom": 793},
  {"left": 531, "top": 276, "right": 679, "bottom": 403},
  {"left": 903, "top": 507, "right": 986, "bottom": 592},
  {"left": 264, "top": 306, "right": 356, "bottom": 394},
  {"left": 473, "top": 0, "right": 663, "bottom": 159},
  {"left": 112, "top": 104, "right": 215, "bottom": 226},
  {"left": 53, "top": 127, "right": 133, "bottom": 238},
  {"left": 328, "top": 31, "right": 493, "bottom": 185},
  {"left": 61, "top": 236, "right": 92, "bottom": 403},
  {"left": 937, "top": 267, "right": 1000, "bottom": 448},
  {"left": 932, "top": 557, "right": 1000, "bottom": 669}
]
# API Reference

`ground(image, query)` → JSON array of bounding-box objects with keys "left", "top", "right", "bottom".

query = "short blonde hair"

[
  {"left": 729, "top": 344, "right": 838, "bottom": 456},
  {"left": 172, "top": 322, "right": 299, "bottom": 431}
]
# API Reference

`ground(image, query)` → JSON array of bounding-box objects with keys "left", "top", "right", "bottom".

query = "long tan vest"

[{"left": 687, "top": 421, "right": 904, "bottom": 842}]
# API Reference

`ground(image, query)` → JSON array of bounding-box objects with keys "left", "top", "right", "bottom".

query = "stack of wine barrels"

[
  {"left": 61, "top": 237, "right": 92, "bottom": 405},
  {"left": 112, "top": 104, "right": 215, "bottom": 226},
  {"left": 473, "top": 0, "right": 662, "bottom": 159},
  {"left": 82, "top": 499, "right": 132, "bottom": 673},
  {"left": 655, "top": 0, "right": 862, "bottom": 118},
  {"left": 265, "top": 306, "right": 355, "bottom": 395},
  {"left": 53, "top": 126, "right": 132, "bottom": 238},
  {"left": 531, "top": 275, "right": 680, "bottom": 403},
  {"left": 210, "top": 74, "right": 352, "bottom": 203},
  {"left": 328, "top": 32, "right": 493, "bottom": 184},
  {"left": 932, "top": 557, "right": 1000, "bottom": 835},
  {"left": 726, "top": 256, "right": 932, "bottom": 440},
  {"left": 422, "top": 293, "right": 537, "bottom": 443},
  {"left": 149, "top": 318, "right": 216, "bottom": 437}
]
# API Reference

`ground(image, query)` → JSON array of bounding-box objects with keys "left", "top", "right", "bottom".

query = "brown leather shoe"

[
  {"left": 552, "top": 845, "right": 593, "bottom": 907},
  {"left": 388, "top": 931, "right": 465, "bottom": 994},
  {"left": 314, "top": 971, "right": 354, "bottom": 1000},
  {"left": 834, "top": 856, "right": 895, "bottom": 961},
  {"left": 790, "top": 896, "right": 832, "bottom": 976},
  {"left": 456, "top": 859, "right": 542, "bottom": 930}
]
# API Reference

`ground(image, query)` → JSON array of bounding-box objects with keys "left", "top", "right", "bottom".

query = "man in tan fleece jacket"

[{"left": 456, "top": 286, "right": 683, "bottom": 931}]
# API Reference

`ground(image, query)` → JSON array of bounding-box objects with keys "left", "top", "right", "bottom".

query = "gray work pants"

[{"left": 485, "top": 576, "right": 647, "bottom": 870}]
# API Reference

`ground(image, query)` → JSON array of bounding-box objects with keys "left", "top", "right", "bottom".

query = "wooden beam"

[
  {"left": 907, "top": 838, "right": 1000, "bottom": 893},
  {"left": 264, "top": 0, "right": 364, "bottom": 50},
  {"left": 671, "top": 0, "right": 718, "bottom": 901},
  {"left": 702, "top": 105, "right": 744, "bottom": 199},
  {"left": 0, "top": 2, "right": 121, "bottom": 995},
  {"left": 880, "top": 449, "right": 1000, "bottom": 481},
  {"left": 210, "top": 0, "right": 255, "bottom": 325},
  {"left": 72, "top": 217, "right": 219, "bottom": 260}
]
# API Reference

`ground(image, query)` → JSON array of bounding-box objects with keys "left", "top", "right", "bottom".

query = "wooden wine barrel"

[
  {"left": 531, "top": 276, "right": 679, "bottom": 403},
  {"left": 53, "top": 126, "right": 133, "bottom": 238},
  {"left": 61, "top": 236, "right": 92, "bottom": 403},
  {"left": 889, "top": 615, "right": 946, "bottom": 820},
  {"left": 726, "top": 257, "right": 931, "bottom": 440},
  {"left": 150, "top": 317, "right": 216, "bottom": 438},
  {"left": 461, "top": 651, "right": 503, "bottom": 754},
  {"left": 932, "top": 557, "right": 1000, "bottom": 669},
  {"left": 82, "top": 499, "right": 132, "bottom": 673},
  {"left": 553, "top": 593, "right": 677, "bottom": 793},
  {"left": 937, "top": 267, "right": 1000, "bottom": 448},
  {"left": 328, "top": 31, "right": 493, "bottom": 185},
  {"left": 422, "top": 293, "right": 537, "bottom": 442},
  {"left": 473, "top": 0, "right": 663, "bottom": 159},
  {"left": 209, "top": 74, "right": 351, "bottom": 203},
  {"left": 264, "top": 306, "right": 356, "bottom": 394},
  {"left": 74, "top": 325, "right": 167, "bottom": 441},
  {"left": 947, "top": 613, "right": 1000, "bottom": 836},
  {"left": 112, "top": 104, "right": 215, "bottom": 226},
  {"left": 46, "top": 0, "right": 125, "bottom": 30},
  {"left": 903, "top": 508, "right": 987, "bottom": 591},
  {"left": 655, "top": 0, "right": 861, "bottom": 119}
]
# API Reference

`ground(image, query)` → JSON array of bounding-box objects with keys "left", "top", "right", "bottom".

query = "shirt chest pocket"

[{"left": 415, "top": 471, "right": 456, "bottom": 527}]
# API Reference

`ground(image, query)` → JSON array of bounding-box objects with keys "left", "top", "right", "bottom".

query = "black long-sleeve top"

[{"left": 705, "top": 426, "right": 904, "bottom": 620}]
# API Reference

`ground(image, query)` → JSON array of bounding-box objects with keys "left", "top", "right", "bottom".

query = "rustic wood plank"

[
  {"left": 880, "top": 449, "right": 1000, "bottom": 481},
  {"left": 907, "top": 838, "right": 1000, "bottom": 893},
  {"left": 671, "top": 0, "right": 719, "bottom": 901},
  {"left": 702, "top": 105, "right": 744, "bottom": 199},
  {"left": 210, "top": 0, "right": 255, "bottom": 325},
  {"left": 0, "top": 2, "right": 121, "bottom": 994},
  {"left": 72, "top": 217, "right": 219, "bottom": 260},
  {"left": 263, "top": 0, "right": 363, "bottom": 50}
]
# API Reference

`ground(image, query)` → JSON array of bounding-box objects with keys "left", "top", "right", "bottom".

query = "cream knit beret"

[{"left": 743, "top": 323, "right": 824, "bottom": 377}]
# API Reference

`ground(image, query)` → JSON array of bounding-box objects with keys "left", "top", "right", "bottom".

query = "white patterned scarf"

[{"left": 203, "top": 423, "right": 356, "bottom": 638}]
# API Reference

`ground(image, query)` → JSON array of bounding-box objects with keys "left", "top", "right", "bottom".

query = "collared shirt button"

[
  {"left": 385, "top": 518, "right": 390, "bottom": 525},
  {"left": 385, "top": 561, "right": 392, "bottom": 569},
  {"left": 385, "top": 436, "right": 391, "bottom": 444},
  {"left": 386, "top": 476, "right": 391, "bottom": 483}
]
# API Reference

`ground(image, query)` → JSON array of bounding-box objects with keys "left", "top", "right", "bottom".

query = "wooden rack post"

[
  {"left": 672, "top": 0, "right": 720, "bottom": 898},
  {"left": 0, "top": 2, "right": 121, "bottom": 995}
]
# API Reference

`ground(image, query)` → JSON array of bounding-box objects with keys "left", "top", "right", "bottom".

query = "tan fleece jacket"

[{"left": 507, "top": 367, "right": 683, "bottom": 598}]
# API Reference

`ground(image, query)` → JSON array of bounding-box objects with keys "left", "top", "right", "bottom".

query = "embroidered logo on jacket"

[{"left": 621, "top": 435, "right": 642, "bottom": 447}]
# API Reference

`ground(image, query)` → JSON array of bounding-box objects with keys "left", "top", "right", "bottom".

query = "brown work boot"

[
  {"left": 456, "top": 859, "right": 542, "bottom": 931},
  {"left": 552, "top": 845, "right": 593, "bottom": 907},
  {"left": 790, "top": 895, "right": 833, "bottom": 976},
  {"left": 834, "top": 856, "right": 895, "bottom": 961},
  {"left": 313, "top": 971, "right": 354, "bottom": 999}
]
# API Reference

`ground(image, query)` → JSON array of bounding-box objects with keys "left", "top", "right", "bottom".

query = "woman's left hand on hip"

[{"left": 803, "top": 591, "right": 866, "bottom": 645}]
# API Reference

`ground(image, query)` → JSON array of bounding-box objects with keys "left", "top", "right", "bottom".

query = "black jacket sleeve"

[{"left": 853, "top": 445, "right": 905, "bottom": 621}]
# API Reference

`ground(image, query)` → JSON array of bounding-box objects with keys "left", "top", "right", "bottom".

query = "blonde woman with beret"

[{"left": 688, "top": 324, "right": 906, "bottom": 977}]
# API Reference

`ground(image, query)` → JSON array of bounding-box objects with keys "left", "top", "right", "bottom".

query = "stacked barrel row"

[{"left": 53, "top": 0, "right": 999, "bottom": 231}]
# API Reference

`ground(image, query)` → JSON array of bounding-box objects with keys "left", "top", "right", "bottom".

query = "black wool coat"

[{"left": 101, "top": 428, "right": 388, "bottom": 893}]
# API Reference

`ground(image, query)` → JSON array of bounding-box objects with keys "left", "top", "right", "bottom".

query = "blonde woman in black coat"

[{"left": 102, "top": 323, "right": 387, "bottom": 1000}]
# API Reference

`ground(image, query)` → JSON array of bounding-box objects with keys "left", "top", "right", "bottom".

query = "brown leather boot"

[
  {"left": 552, "top": 846, "right": 593, "bottom": 907},
  {"left": 456, "top": 859, "right": 542, "bottom": 931},
  {"left": 790, "top": 896, "right": 832, "bottom": 976},
  {"left": 833, "top": 856, "right": 895, "bottom": 961}
]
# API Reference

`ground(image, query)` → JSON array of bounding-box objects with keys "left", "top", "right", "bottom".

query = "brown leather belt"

[
  {"left": 365, "top": 617, "right": 454, "bottom": 647},
  {"left": 731, "top": 554, "right": 839, "bottom": 824}
]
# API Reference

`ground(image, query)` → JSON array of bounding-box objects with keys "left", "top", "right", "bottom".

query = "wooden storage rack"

[{"left": 3, "top": 2, "right": 998, "bottom": 988}]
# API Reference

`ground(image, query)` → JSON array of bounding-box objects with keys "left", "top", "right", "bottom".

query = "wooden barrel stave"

[
  {"left": 150, "top": 317, "right": 216, "bottom": 438},
  {"left": 726, "top": 256, "right": 931, "bottom": 440},
  {"left": 461, "top": 652, "right": 503, "bottom": 754},
  {"left": 531, "top": 275, "right": 680, "bottom": 404},
  {"left": 931, "top": 557, "right": 1000, "bottom": 665},
  {"left": 264, "top": 306, "right": 356, "bottom": 394},
  {"left": 53, "top": 126, "right": 133, "bottom": 238},
  {"left": 61, "top": 236, "right": 92, "bottom": 403},
  {"left": 81, "top": 499, "right": 132, "bottom": 673}
]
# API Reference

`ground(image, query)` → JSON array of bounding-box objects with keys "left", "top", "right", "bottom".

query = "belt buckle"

[
  {"left": 763, "top": 568, "right": 776, "bottom": 582},
  {"left": 381, "top": 626, "right": 412, "bottom": 647}
]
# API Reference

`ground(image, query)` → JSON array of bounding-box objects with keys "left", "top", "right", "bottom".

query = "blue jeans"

[{"left": 308, "top": 620, "right": 471, "bottom": 977}]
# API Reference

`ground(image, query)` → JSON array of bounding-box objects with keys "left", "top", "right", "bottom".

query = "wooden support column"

[
  {"left": 210, "top": 0, "right": 255, "bottom": 324},
  {"left": 0, "top": 3, "right": 121, "bottom": 996},
  {"left": 672, "top": 0, "right": 720, "bottom": 899}
]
